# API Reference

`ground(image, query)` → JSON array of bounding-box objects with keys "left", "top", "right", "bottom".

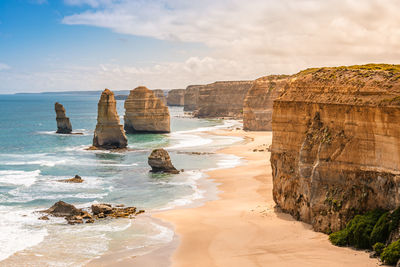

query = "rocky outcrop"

[
  {"left": 57, "top": 175, "right": 83, "bottom": 183},
  {"left": 55, "top": 102, "right": 72, "bottom": 134},
  {"left": 153, "top": 89, "right": 167, "bottom": 105},
  {"left": 184, "top": 85, "right": 202, "bottom": 111},
  {"left": 93, "top": 89, "right": 128, "bottom": 149},
  {"left": 196, "top": 81, "right": 253, "bottom": 118},
  {"left": 40, "top": 201, "right": 144, "bottom": 225},
  {"left": 243, "top": 75, "right": 289, "bottom": 131},
  {"left": 270, "top": 64, "right": 400, "bottom": 233},
  {"left": 124, "top": 86, "right": 170, "bottom": 133},
  {"left": 148, "top": 149, "right": 179, "bottom": 174},
  {"left": 167, "top": 89, "right": 185, "bottom": 106}
]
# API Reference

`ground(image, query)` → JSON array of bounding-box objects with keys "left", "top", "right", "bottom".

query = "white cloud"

[{"left": 0, "top": 63, "right": 10, "bottom": 71}]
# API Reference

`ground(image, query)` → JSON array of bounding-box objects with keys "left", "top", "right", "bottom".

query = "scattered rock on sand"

[
  {"left": 57, "top": 175, "right": 84, "bottom": 183},
  {"left": 148, "top": 149, "right": 179, "bottom": 174},
  {"left": 91, "top": 204, "right": 112, "bottom": 215}
]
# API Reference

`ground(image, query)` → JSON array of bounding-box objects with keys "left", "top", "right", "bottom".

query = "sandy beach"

[{"left": 155, "top": 129, "right": 379, "bottom": 267}]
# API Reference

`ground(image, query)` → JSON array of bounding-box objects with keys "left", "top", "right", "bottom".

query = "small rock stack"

[
  {"left": 148, "top": 148, "right": 179, "bottom": 174},
  {"left": 55, "top": 102, "right": 72, "bottom": 134}
]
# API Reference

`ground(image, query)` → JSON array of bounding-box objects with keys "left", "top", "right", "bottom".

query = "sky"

[{"left": 1, "top": 0, "right": 400, "bottom": 93}]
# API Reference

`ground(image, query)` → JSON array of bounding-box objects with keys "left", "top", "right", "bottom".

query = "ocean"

[{"left": 0, "top": 93, "right": 242, "bottom": 266}]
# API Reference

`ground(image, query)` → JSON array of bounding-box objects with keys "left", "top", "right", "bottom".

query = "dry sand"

[{"left": 155, "top": 130, "right": 379, "bottom": 267}]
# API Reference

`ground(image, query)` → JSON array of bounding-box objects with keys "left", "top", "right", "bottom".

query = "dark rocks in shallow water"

[
  {"left": 57, "top": 175, "right": 84, "bottom": 183},
  {"left": 148, "top": 149, "right": 179, "bottom": 174},
  {"left": 55, "top": 102, "right": 72, "bottom": 134},
  {"left": 38, "top": 215, "right": 49, "bottom": 220},
  {"left": 43, "top": 201, "right": 81, "bottom": 217},
  {"left": 39, "top": 201, "right": 144, "bottom": 224},
  {"left": 91, "top": 204, "right": 112, "bottom": 215}
]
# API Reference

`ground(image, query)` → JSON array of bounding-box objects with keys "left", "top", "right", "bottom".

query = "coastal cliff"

[
  {"left": 184, "top": 85, "right": 202, "bottom": 111},
  {"left": 153, "top": 89, "right": 167, "bottom": 106},
  {"left": 54, "top": 102, "right": 72, "bottom": 134},
  {"left": 93, "top": 89, "right": 127, "bottom": 149},
  {"left": 124, "top": 86, "right": 170, "bottom": 133},
  {"left": 243, "top": 75, "right": 289, "bottom": 131},
  {"left": 167, "top": 89, "right": 185, "bottom": 106},
  {"left": 196, "top": 81, "right": 253, "bottom": 118},
  {"left": 271, "top": 64, "right": 400, "bottom": 233}
]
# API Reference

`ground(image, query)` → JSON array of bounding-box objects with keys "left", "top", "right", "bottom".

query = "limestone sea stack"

[
  {"left": 270, "top": 64, "right": 400, "bottom": 233},
  {"left": 243, "top": 75, "right": 289, "bottom": 131},
  {"left": 93, "top": 89, "right": 127, "bottom": 149},
  {"left": 167, "top": 89, "right": 185, "bottom": 106},
  {"left": 196, "top": 81, "right": 253, "bottom": 118},
  {"left": 148, "top": 149, "right": 179, "bottom": 174},
  {"left": 152, "top": 89, "right": 167, "bottom": 106},
  {"left": 124, "top": 86, "right": 170, "bottom": 133},
  {"left": 55, "top": 102, "right": 72, "bottom": 134}
]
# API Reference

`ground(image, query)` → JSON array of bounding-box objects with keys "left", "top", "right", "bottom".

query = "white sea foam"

[
  {"left": 0, "top": 206, "right": 48, "bottom": 261},
  {"left": 36, "top": 129, "right": 92, "bottom": 136},
  {"left": 0, "top": 170, "right": 41, "bottom": 187}
]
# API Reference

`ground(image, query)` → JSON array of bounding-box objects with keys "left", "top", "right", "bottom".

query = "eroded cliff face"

[
  {"left": 93, "top": 89, "right": 127, "bottom": 149},
  {"left": 196, "top": 81, "right": 253, "bottom": 118},
  {"left": 55, "top": 102, "right": 72, "bottom": 134},
  {"left": 184, "top": 85, "right": 202, "bottom": 111},
  {"left": 152, "top": 90, "right": 167, "bottom": 106},
  {"left": 124, "top": 86, "right": 170, "bottom": 133},
  {"left": 167, "top": 89, "right": 185, "bottom": 106},
  {"left": 271, "top": 64, "right": 400, "bottom": 233},
  {"left": 243, "top": 75, "right": 289, "bottom": 131}
]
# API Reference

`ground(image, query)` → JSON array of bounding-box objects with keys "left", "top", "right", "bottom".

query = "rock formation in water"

[
  {"left": 148, "top": 148, "right": 179, "bottom": 174},
  {"left": 152, "top": 89, "right": 167, "bottom": 105},
  {"left": 124, "top": 86, "right": 170, "bottom": 133},
  {"left": 184, "top": 85, "right": 202, "bottom": 111},
  {"left": 55, "top": 102, "right": 72, "bottom": 134},
  {"left": 270, "top": 64, "right": 400, "bottom": 233},
  {"left": 196, "top": 81, "right": 253, "bottom": 118},
  {"left": 167, "top": 89, "right": 185, "bottom": 106},
  {"left": 93, "top": 89, "right": 127, "bottom": 149},
  {"left": 57, "top": 175, "right": 84, "bottom": 183},
  {"left": 243, "top": 75, "right": 289, "bottom": 131}
]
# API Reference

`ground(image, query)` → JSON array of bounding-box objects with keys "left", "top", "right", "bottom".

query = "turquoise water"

[{"left": 0, "top": 93, "right": 242, "bottom": 265}]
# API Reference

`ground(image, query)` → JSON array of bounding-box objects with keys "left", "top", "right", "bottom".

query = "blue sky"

[{"left": 1, "top": 0, "right": 400, "bottom": 93}]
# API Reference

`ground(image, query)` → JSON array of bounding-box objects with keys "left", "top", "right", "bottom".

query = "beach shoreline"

[{"left": 154, "top": 129, "right": 379, "bottom": 267}]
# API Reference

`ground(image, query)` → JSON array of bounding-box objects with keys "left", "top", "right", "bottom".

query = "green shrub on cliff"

[
  {"left": 370, "top": 212, "right": 390, "bottom": 245},
  {"left": 329, "top": 209, "right": 386, "bottom": 249},
  {"left": 373, "top": 242, "right": 385, "bottom": 256},
  {"left": 381, "top": 240, "right": 400, "bottom": 265}
]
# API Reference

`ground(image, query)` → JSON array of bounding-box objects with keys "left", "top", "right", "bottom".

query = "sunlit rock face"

[
  {"left": 55, "top": 102, "right": 72, "bottom": 134},
  {"left": 93, "top": 89, "right": 127, "bottom": 149},
  {"left": 184, "top": 85, "right": 202, "bottom": 111},
  {"left": 243, "top": 75, "right": 289, "bottom": 131},
  {"left": 167, "top": 89, "right": 185, "bottom": 106},
  {"left": 124, "top": 86, "right": 170, "bottom": 133},
  {"left": 195, "top": 81, "right": 253, "bottom": 118},
  {"left": 152, "top": 89, "right": 167, "bottom": 106},
  {"left": 271, "top": 64, "right": 400, "bottom": 233}
]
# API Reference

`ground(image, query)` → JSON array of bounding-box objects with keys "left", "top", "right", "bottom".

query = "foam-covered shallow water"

[{"left": 0, "top": 93, "right": 243, "bottom": 265}]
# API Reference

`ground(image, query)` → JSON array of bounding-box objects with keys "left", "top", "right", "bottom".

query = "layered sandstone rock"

[
  {"left": 148, "top": 149, "right": 179, "bottom": 174},
  {"left": 270, "top": 64, "right": 400, "bottom": 233},
  {"left": 243, "top": 75, "right": 289, "bottom": 131},
  {"left": 184, "top": 85, "right": 202, "bottom": 111},
  {"left": 152, "top": 89, "right": 167, "bottom": 106},
  {"left": 124, "top": 86, "right": 170, "bottom": 133},
  {"left": 93, "top": 89, "right": 127, "bottom": 149},
  {"left": 55, "top": 102, "right": 72, "bottom": 134},
  {"left": 167, "top": 89, "right": 185, "bottom": 106},
  {"left": 196, "top": 81, "right": 253, "bottom": 118}
]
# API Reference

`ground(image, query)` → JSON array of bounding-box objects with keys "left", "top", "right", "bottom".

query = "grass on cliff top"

[{"left": 297, "top": 64, "right": 400, "bottom": 76}]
